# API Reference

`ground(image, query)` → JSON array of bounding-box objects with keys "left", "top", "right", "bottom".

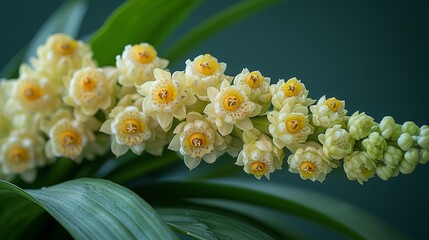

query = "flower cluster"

[{"left": 1, "top": 34, "right": 428, "bottom": 184}]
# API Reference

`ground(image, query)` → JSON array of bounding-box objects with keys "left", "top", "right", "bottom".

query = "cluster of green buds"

[{"left": 0, "top": 34, "right": 427, "bottom": 184}]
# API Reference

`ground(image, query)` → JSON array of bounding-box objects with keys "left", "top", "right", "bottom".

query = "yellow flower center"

[
  {"left": 195, "top": 54, "right": 220, "bottom": 75},
  {"left": 245, "top": 71, "right": 264, "bottom": 89},
  {"left": 20, "top": 83, "right": 43, "bottom": 101},
  {"left": 7, "top": 147, "right": 30, "bottom": 164},
  {"left": 286, "top": 115, "right": 305, "bottom": 133},
  {"left": 154, "top": 84, "right": 176, "bottom": 104},
  {"left": 283, "top": 78, "right": 302, "bottom": 97},
  {"left": 55, "top": 38, "right": 77, "bottom": 56},
  {"left": 60, "top": 130, "right": 81, "bottom": 146},
  {"left": 80, "top": 76, "right": 97, "bottom": 91},
  {"left": 360, "top": 167, "right": 374, "bottom": 178},
  {"left": 325, "top": 97, "right": 342, "bottom": 112},
  {"left": 121, "top": 119, "right": 143, "bottom": 134},
  {"left": 250, "top": 162, "right": 267, "bottom": 176},
  {"left": 299, "top": 161, "right": 316, "bottom": 178},
  {"left": 223, "top": 90, "right": 243, "bottom": 111},
  {"left": 188, "top": 132, "right": 207, "bottom": 147},
  {"left": 133, "top": 44, "right": 157, "bottom": 64}
]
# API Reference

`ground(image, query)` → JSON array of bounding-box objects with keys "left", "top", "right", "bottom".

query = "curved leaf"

[
  {"left": 165, "top": 0, "right": 281, "bottom": 64},
  {"left": 0, "top": 178, "right": 177, "bottom": 240},
  {"left": 89, "top": 0, "right": 201, "bottom": 66},
  {"left": 158, "top": 207, "right": 276, "bottom": 240},
  {"left": 136, "top": 180, "right": 406, "bottom": 240},
  {"left": 24, "top": 0, "right": 88, "bottom": 61}
]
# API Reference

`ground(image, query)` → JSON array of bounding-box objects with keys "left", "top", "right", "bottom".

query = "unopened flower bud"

[
  {"left": 402, "top": 121, "right": 419, "bottom": 135},
  {"left": 419, "top": 149, "right": 429, "bottom": 164},
  {"left": 376, "top": 165, "right": 395, "bottom": 181},
  {"left": 347, "top": 112, "right": 375, "bottom": 140},
  {"left": 417, "top": 125, "right": 429, "bottom": 148},
  {"left": 397, "top": 133, "right": 414, "bottom": 151},
  {"left": 362, "top": 132, "right": 387, "bottom": 160},
  {"left": 400, "top": 148, "right": 419, "bottom": 174},
  {"left": 383, "top": 145, "right": 403, "bottom": 169},
  {"left": 380, "top": 116, "right": 395, "bottom": 139}
]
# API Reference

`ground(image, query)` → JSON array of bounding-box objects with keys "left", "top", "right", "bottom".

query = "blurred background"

[{"left": 1, "top": 0, "right": 428, "bottom": 239}]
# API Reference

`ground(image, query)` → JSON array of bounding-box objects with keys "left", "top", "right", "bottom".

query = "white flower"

[
  {"left": 233, "top": 68, "right": 271, "bottom": 113},
  {"left": 116, "top": 43, "right": 169, "bottom": 87},
  {"left": 268, "top": 104, "right": 313, "bottom": 148},
  {"left": 343, "top": 151, "right": 377, "bottom": 184},
  {"left": 270, "top": 77, "right": 314, "bottom": 110},
  {"left": 100, "top": 106, "right": 152, "bottom": 157},
  {"left": 168, "top": 112, "right": 227, "bottom": 170},
  {"left": 5, "top": 73, "right": 60, "bottom": 116},
  {"left": 63, "top": 66, "right": 117, "bottom": 120},
  {"left": 236, "top": 128, "right": 284, "bottom": 180},
  {"left": 185, "top": 54, "right": 231, "bottom": 101},
  {"left": 287, "top": 146, "right": 332, "bottom": 182},
  {"left": 46, "top": 118, "right": 88, "bottom": 161},
  {"left": 0, "top": 130, "right": 46, "bottom": 182},
  {"left": 30, "top": 33, "right": 95, "bottom": 81},
  {"left": 310, "top": 96, "right": 348, "bottom": 128},
  {"left": 138, "top": 69, "right": 197, "bottom": 131},
  {"left": 318, "top": 125, "right": 354, "bottom": 160},
  {"left": 204, "top": 80, "right": 260, "bottom": 136}
]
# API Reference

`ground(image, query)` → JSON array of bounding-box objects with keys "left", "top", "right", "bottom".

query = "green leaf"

[
  {"left": 0, "top": 178, "right": 177, "bottom": 240},
  {"left": 158, "top": 207, "right": 276, "bottom": 240},
  {"left": 23, "top": 0, "right": 88, "bottom": 62},
  {"left": 89, "top": 0, "right": 201, "bottom": 66},
  {"left": 137, "top": 180, "right": 406, "bottom": 240},
  {"left": 165, "top": 0, "right": 281, "bottom": 64}
]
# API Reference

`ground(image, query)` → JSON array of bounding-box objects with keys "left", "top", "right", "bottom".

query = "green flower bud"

[
  {"left": 343, "top": 151, "right": 376, "bottom": 184},
  {"left": 376, "top": 164, "right": 395, "bottom": 180},
  {"left": 402, "top": 121, "right": 419, "bottom": 135},
  {"left": 380, "top": 116, "right": 395, "bottom": 139},
  {"left": 400, "top": 148, "right": 419, "bottom": 174},
  {"left": 318, "top": 125, "right": 354, "bottom": 160},
  {"left": 383, "top": 145, "right": 403, "bottom": 169},
  {"left": 390, "top": 124, "right": 402, "bottom": 141},
  {"left": 419, "top": 149, "right": 429, "bottom": 164},
  {"left": 417, "top": 125, "right": 429, "bottom": 148},
  {"left": 362, "top": 132, "right": 387, "bottom": 160},
  {"left": 347, "top": 111, "right": 375, "bottom": 140},
  {"left": 397, "top": 133, "right": 414, "bottom": 151}
]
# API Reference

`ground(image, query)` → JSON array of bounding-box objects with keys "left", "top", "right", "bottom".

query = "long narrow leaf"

[
  {"left": 165, "top": 0, "right": 280, "bottom": 64},
  {"left": 23, "top": 0, "right": 88, "bottom": 61},
  {"left": 89, "top": 0, "right": 201, "bottom": 66},
  {"left": 137, "top": 180, "right": 405, "bottom": 240},
  {"left": 158, "top": 207, "right": 277, "bottom": 240},
  {"left": 0, "top": 178, "right": 177, "bottom": 240}
]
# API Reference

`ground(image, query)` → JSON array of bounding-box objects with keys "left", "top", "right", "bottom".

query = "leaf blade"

[
  {"left": 137, "top": 180, "right": 406, "bottom": 240},
  {"left": 0, "top": 178, "right": 177, "bottom": 240}
]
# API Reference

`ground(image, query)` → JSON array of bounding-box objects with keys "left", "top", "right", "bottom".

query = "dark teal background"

[{"left": 1, "top": 0, "right": 429, "bottom": 239}]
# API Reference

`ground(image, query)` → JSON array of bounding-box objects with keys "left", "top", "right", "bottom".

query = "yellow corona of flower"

[
  {"left": 287, "top": 146, "right": 332, "bottom": 182},
  {"left": 270, "top": 77, "right": 314, "bottom": 110},
  {"left": 6, "top": 73, "right": 60, "bottom": 115},
  {"left": 310, "top": 96, "right": 348, "bottom": 128},
  {"left": 116, "top": 43, "right": 169, "bottom": 87},
  {"left": 100, "top": 106, "right": 151, "bottom": 157},
  {"left": 63, "top": 66, "right": 116, "bottom": 120},
  {"left": 233, "top": 68, "right": 272, "bottom": 114},
  {"left": 30, "top": 33, "right": 95, "bottom": 81},
  {"left": 236, "top": 129, "right": 284, "bottom": 180},
  {"left": 204, "top": 80, "right": 260, "bottom": 136},
  {"left": 138, "top": 68, "right": 197, "bottom": 131},
  {"left": 168, "top": 112, "right": 227, "bottom": 170},
  {"left": 185, "top": 54, "right": 231, "bottom": 101},
  {"left": 0, "top": 130, "right": 46, "bottom": 182},
  {"left": 268, "top": 104, "right": 313, "bottom": 149}
]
